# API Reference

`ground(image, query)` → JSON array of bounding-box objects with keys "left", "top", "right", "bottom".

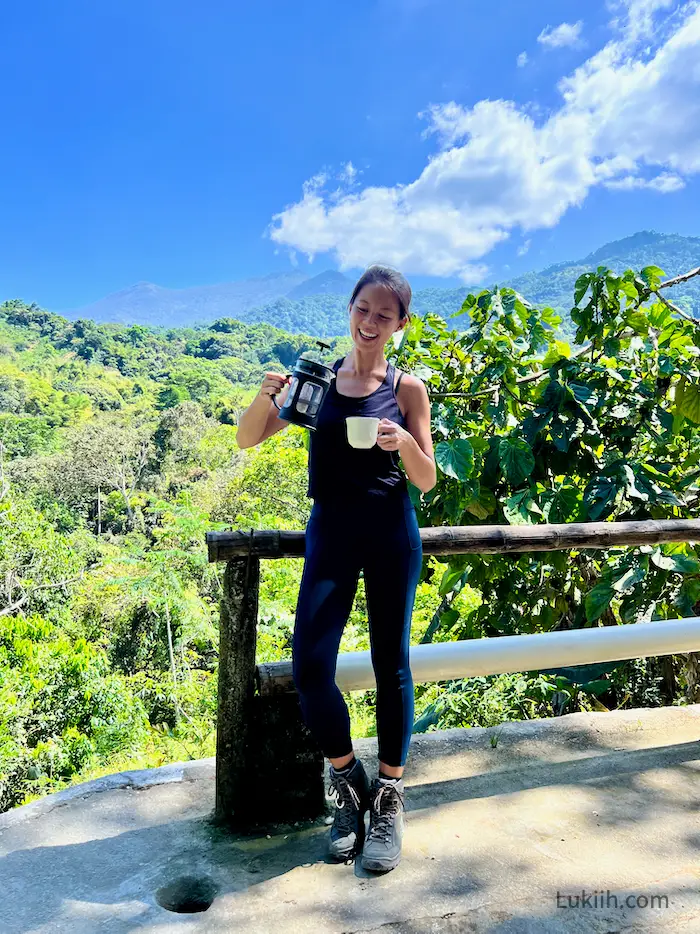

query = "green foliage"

[
  {"left": 413, "top": 673, "right": 559, "bottom": 732},
  {"left": 0, "top": 481, "right": 222, "bottom": 810},
  {"left": 391, "top": 265, "right": 700, "bottom": 731},
  {"left": 394, "top": 269, "right": 699, "bottom": 643},
  {"left": 213, "top": 427, "right": 312, "bottom": 529},
  {"left": 0, "top": 613, "right": 150, "bottom": 810},
  {"left": 2, "top": 254, "right": 699, "bottom": 810}
]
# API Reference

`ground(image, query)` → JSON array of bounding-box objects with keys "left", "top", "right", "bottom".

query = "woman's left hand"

[{"left": 377, "top": 418, "right": 412, "bottom": 452}]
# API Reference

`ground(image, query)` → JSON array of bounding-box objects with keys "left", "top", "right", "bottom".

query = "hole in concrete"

[{"left": 155, "top": 875, "right": 218, "bottom": 914}]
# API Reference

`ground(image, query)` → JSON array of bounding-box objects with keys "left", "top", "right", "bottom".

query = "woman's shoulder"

[
  {"left": 394, "top": 367, "right": 426, "bottom": 392},
  {"left": 394, "top": 369, "right": 429, "bottom": 421}
]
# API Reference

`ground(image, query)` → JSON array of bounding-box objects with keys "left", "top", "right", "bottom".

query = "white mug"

[{"left": 346, "top": 416, "right": 379, "bottom": 449}]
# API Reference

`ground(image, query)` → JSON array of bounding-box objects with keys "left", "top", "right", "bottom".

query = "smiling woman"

[
  {"left": 290, "top": 264, "right": 435, "bottom": 870},
  {"left": 235, "top": 262, "right": 436, "bottom": 871}
]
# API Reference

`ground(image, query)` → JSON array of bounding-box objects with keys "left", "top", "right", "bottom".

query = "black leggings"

[{"left": 292, "top": 492, "right": 423, "bottom": 767}]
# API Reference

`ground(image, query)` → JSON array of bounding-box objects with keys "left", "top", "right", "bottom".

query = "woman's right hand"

[{"left": 258, "top": 372, "right": 290, "bottom": 402}]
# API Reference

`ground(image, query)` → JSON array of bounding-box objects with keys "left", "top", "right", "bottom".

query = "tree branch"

[
  {"left": 0, "top": 573, "right": 85, "bottom": 618},
  {"left": 653, "top": 289, "right": 699, "bottom": 326},
  {"left": 657, "top": 265, "right": 700, "bottom": 291}
]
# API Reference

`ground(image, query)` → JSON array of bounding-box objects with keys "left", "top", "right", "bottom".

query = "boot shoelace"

[
  {"left": 327, "top": 773, "right": 363, "bottom": 834},
  {"left": 367, "top": 782, "right": 405, "bottom": 845}
]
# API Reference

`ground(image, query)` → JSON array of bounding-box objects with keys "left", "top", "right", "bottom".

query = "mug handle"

[{"left": 272, "top": 374, "right": 293, "bottom": 410}]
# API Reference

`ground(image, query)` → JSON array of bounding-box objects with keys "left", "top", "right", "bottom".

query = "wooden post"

[{"left": 215, "top": 555, "right": 259, "bottom": 828}]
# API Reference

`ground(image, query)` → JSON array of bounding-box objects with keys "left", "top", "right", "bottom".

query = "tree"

[
  {"left": 394, "top": 264, "right": 700, "bottom": 715},
  {"left": 55, "top": 415, "right": 155, "bottom": 531}
]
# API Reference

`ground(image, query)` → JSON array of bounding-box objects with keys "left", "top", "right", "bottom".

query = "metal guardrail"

[{"left": 256, "top": 617, "right": 700, "bottom": 694}]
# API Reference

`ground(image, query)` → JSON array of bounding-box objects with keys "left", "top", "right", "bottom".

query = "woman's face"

[{"left": 349, "top": 283, "right": 406, "bottom": 352}]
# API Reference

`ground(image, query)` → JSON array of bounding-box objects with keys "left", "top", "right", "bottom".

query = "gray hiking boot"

[
  {"left": 360, "top": 776, "right": 406, "bottom": 872},
  {"left": 326, "top": 759, "right": 371, "bottom": 861}
]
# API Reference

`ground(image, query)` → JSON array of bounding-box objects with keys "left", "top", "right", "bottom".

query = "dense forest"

[{"left": 1, "top": 258, "right": 699, "bottom": 814}]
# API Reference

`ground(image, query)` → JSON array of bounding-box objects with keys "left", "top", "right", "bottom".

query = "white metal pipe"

[{"left": 335, "top": 617, "right": 700, "bottom": 692}]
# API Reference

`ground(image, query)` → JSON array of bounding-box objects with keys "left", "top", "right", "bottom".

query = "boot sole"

[{"left": 360, "top": 853, "right": 401, "bottom": 872}]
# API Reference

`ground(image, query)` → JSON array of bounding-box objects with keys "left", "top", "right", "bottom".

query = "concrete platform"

[{"left": 2, "top": 705, "right": 700, "bottom": 933}]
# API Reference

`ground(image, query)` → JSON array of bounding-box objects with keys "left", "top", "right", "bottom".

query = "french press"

[{"left": 272, "top": 340, "right": 337, "bottom": 430}]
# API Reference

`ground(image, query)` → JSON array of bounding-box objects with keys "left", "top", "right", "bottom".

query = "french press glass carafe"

[{"left": 272, "top": 340, "right": 336, "bottom": 430}]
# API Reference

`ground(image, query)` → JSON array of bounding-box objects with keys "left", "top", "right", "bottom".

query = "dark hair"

[{"left": 348, "top": 264, "right": 412, "bottom": 321}]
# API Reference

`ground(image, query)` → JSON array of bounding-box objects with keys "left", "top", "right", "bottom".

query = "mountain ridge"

[
  {"left": 60, "top": 271, "right": 308, "bottom": 327},
  {"left": 57, "top": 230, "right": 699, "bottom": 334}
]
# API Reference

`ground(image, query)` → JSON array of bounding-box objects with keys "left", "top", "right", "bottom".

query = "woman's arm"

[
  {"left": 377, "top": 374, "right": 436, "bottom": 494},
  {"left": 236, "top": 374, "right": 292, "bottom": 449}
]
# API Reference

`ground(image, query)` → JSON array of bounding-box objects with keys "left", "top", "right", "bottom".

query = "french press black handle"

[{"left": 272, "top": 373, "right": 293, "bottom": 411}]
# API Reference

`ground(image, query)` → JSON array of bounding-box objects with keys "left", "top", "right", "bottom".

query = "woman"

[{"left": 236, "top": 264, "right": 436, "bottom": 872}]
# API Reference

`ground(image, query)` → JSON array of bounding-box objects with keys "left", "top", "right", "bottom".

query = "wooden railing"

[{"left": 206, "top": 518, "right": 700, "bottom": 831}]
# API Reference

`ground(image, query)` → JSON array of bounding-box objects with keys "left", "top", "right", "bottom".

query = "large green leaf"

[
  {"left": 523, "top": 408, "right": 554, "bottom": 444},
  {"left": 677, "top": 578, "right": 700, "bottom": 616},
  {"left": 625, "top": 311, "right": 650, "bottom": 334},
  {"left": 541, "top": 485, "right": 581, "bottom": 523},
  {"left": 440, "top": 608, "right": 461, "bottom": 632},
  {"left": 611, "top": 564, "right": 647, "bottom": 594},
  {"left": 574, "top": 273, "right": 593, "bottom": 305},
  {"left": 464, "top": 486, "right": 497, "bottom": 519},
  {"left": 439, "top": 558, "right": 468, "bottom": 596},
  {"left": 503, "top": 489, "right": 542, "bottom": 525},
  {"left": 435, "top": 439, "right": 474, "bottom": 481},
  {"left": 540, "top": 662, "right": 624, "bottom": 684},
  {"left": 498, "top": 438, "right": 535, "bottom": 486},
  {"left": 412, "top": 703, "right": 440, "bottom": 733},
  {"left": 585, "top": 584, "right": 615, "bottom": 622},
  {"left": 640, "top": 265, "right": 665, "bottom": 290},
  {"left": 583, "top": 474, "right": 621, "bottom": 520},
  {"left": 542, "top": 340, "right": 571, "bottom": 366},
  {"left": 650, "top": 550, "right": 700, "bottom": 574},
  {"left": 675, "top": 378, "right": 700, "bottom": 424},
  {"left": 549, "top": 418, "right": 571, "bottom": 452}
]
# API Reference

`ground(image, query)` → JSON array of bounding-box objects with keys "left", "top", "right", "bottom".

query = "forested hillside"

[
  {"left": 61, "top": 272, "right": 309, "bottom": 328},
  {"left": 0, "top": 299, "right": 352, "bottom": 448},
  {"left": 197, "top": 231, "right": 700, "bottom": 337},
  {"left": 507, "top": 231, "right": 700, "bottom": 317},
  {"left": 2, "top": 259, "right": 700, "bottom": 814}
]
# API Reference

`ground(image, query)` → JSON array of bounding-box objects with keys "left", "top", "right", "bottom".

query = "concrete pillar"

[
  {"left": 215, "top": 557, "right": 258, "bottom": 828},
  {"left": 215, "top": 555, "right": 325, "bottom": 831}
]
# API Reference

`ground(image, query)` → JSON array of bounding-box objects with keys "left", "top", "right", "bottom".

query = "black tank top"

[{"left": 307, "top": 356, "right": 409, "bottom": 503}]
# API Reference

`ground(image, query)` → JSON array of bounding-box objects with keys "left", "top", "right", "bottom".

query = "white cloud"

[
  {"left": 269, "top": 2, "right": 700, "bottom": 279},
  {"left": 537, "top": 21, "right": 584, "bottom": 49},
  {"left": 604, "top": 171, "right": 686, "bottom": 191},
  {"left": 517, "top": 51, "right": 529, "bottom": 67},
  {"left": 608, "top": 0, "right": 677, "bottom": 41},
  {"left": 517, "top": 240, "right": 532, "bottom": 256},
  {"left": 339, "top": 161, "right": 358, "bottom": 183}
]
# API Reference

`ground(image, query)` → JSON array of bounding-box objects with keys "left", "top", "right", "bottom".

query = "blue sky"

[{"left": 1, "top": 0, "right": 698, "bottom": 309}]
